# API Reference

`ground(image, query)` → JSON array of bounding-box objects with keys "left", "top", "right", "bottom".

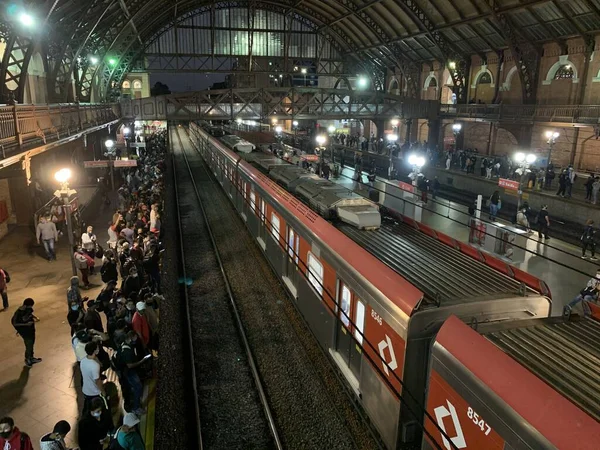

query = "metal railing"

[
  {"left": 0, "top": 103, "right": 120, "bottom": 155},
  {"left": 439, "top": 103, "right": 600, "bottom": 124}
]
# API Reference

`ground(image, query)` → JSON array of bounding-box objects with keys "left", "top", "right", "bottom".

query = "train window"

[
  {"left": 260, "top": 199, "right": 266, "bottom": 223},
  {"left": 340, "top": 285, "right": 351, "bottom": 328},
  {"left": 271, "top": 213, "right": 280, "bottom": 241},
  {"left": 242, "top": 181, "right": 247, "bottom": 199},
  {"left": 354, "top": 300, "right": 365, "bottom": 345},
  {"left": 307, "top": 253, "right": 323, "bottom": 296},
  {"left": 250, "top": 191, "right": 256, "bottom": 211},
  {"left": 287, "top": 227, "right": 299, "bottom": 263}
]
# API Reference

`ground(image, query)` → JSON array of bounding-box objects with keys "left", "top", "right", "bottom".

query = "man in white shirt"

[{"left": 80, "top": 341, "right": 105, "bottom": 414}]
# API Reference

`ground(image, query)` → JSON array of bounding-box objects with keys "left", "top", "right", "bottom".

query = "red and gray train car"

[{"left": 185, "top": 123, "right": 600, "bottom": 449}]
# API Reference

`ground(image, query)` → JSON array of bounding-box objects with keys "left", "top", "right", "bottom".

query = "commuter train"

[{"left": 185, "top": 122, "right": 600, "bottom": 449}]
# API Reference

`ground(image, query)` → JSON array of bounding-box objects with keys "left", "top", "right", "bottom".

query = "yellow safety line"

[{"left": 144, "top": 378, "right": 157, "bottom": 450}]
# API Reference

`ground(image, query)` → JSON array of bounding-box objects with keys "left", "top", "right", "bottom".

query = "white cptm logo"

[
  {"left": 434, "top": 400, "right": 467, "bottom": 450},
  {"left": 377, "top": 335, "right": 397, "bottom": 375}
]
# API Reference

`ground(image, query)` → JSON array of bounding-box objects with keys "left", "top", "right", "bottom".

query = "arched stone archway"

[
  {"left": 388, "top": 77, "right": 400, "bottom": 94},
  {"left": 470, "top": 65, "right": 494, "bottom": 103}
]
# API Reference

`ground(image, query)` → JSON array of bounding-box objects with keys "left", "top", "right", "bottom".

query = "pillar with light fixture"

[
  {"left": 386, "top": 134, "right": 398, "bottom": 178},
  {"left": 104, "top": 139, "right": 115, "bottom": 190},
  {"left": 514, "top": 152, "right": 537, "bottom": 209},
  {"left": 123, "top": 126, "right": 131, "bottom": 159},
  {"left": 315, "top": 134, "right": 327, "bottom": 168},
  {"left": 54, "top": 169, "right": 78, "bottom": 276},
  {"left": 545, "top": 130, "right": 559, "bottom": 169}
]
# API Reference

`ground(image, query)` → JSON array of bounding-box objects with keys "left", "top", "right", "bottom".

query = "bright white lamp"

[{"left": 55, "top": 168, "right": 72, "bottom": 184}]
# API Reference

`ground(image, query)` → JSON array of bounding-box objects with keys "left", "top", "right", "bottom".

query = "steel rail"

[
  {"left": 170, "top": 129, "right": 204, "bottom": 450},
  {"left": 173, "top": 125, "right": 284, "bottom": 450}
]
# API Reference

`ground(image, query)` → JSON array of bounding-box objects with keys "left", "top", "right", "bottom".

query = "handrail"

[
  {"left": 439, "top": 103, "right": 600, "bottom": 124},
  {"left": 0, "top": 102, "right": 120, "bottom": 151}
]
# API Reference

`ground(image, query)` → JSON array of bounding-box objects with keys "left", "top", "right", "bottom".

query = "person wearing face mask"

[
  {"left": 115, "top": 413, "right": 145, "bottom": 450},
  {"left": 84, "top": 300, "right": 104, "bottom": 334},
  {"left": 132, "top": 302, "right": 150, "bottom": 348},
  {"left": 11, "top": 298, "right": 41, "bottom": 367},
  {"left": 81, "top": 226, "right": 97, "bottom": 273},
  {"left": 81, "top": 342, "right": 106, "bottom": 415},
  {"left": 122, "top": 267, "right": 141, "bottom": 300},
  {"left": 67, "top": 300, "right": 85, "bottom": 335},
  {"left": 39, "top": 420, "right": 73, "bottom": 450},
  {"left": 77, "top": 398, "right": 113, "bottom": 450},
  {"left": 124, "top": 299, "right": 136, "bottom": 324},
  {"left": 0, "top": 417, "right": 33, "bottom": 450}
]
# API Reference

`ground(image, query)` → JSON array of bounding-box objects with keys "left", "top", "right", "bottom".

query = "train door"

[
  {"left": 284, "top": 226, "right": 300, "bottom": 295},
  {"left": 335, "top": 283, "right": 365, "bottom": 380}
]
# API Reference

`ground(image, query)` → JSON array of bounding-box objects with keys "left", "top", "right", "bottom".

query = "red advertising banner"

[
  {"left": 399, "top": 181, "right": 415, "bottom": 194},
  {"left": 498, "top": 178, "right": 519, "bottom": 190},
  {"left": 113, "top": 160, "right": 138, "bottom": 167}
]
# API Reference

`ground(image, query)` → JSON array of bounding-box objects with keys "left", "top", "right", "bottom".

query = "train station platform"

[
  {"left": 332, "top": 167, "right": 592, "bottom": 317},
  {"left": 0, "top": 190, "right": 154, "bottom": 449}
]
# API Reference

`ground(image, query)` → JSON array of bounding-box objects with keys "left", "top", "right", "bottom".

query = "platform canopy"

[{"left": 1, "top": 0, "right": 599, "bottom": 102}]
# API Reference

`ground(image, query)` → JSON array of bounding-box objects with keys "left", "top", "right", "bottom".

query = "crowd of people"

[{"left": 3, "top": 129, "right": 168, "bottom": 450}]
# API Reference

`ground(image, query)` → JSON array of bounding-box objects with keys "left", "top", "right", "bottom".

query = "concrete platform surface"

[{"left": 0, "top": 201, "right": 115, "bottom": 448}]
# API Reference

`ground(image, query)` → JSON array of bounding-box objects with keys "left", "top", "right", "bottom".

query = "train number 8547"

[{"left": 467, "top": 406, "right": 492, "bottom": 436}]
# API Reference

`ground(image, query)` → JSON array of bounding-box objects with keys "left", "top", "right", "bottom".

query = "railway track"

[
  {"left": 172, "top": 124, "right": 382, "bottom": 450},
  {"left": 172, "top": 125, "right": 281, "bottom": 450}
]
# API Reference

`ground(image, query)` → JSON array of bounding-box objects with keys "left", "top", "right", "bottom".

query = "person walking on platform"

[
  {"left": 11, "top": 298, "right": 41, "bottom": 367},
  {"left": 0, "top": 417, "right": 33, "bottom": 450},
  {"left": 36, "top": 215, "right": 58, "bottom": 261},
  {"left": 488, "top": 190, "right": 501, "bottom": 221},
  {"left": 564, "top": 269, "right": 600, "bottom": 319},
  {"left": 0, "top": 267, "right": 10, "bottom": 311},
  {"left": 536, "top": 205, "right": 550, "bottom": 241},
  {"left": 581, "top": 220, "right": 597, "bottom": 260}
]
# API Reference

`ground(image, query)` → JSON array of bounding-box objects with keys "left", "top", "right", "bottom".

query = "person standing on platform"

[
  {"left": 11, "top": 298, "right": 41, "bottom": 367},
  {"left": 593, "top": 177, "right": 600, "bottom": 205},
  {"left": 581, "top": 219, "right": 597, "bottom": 260},
  {"left": 36, "top": 215, "right": 58, "bottom": 261},
  {"left": 115, "top": 413, "right": 145, "bottom": 450},
  {"left": 0, "top": 267, "right": 10, "bottom": 311},
  {"left": 556, "top": 170, "right": 568, "bottom": 197},
  {"left": 77, "top": 397, "right": 113, "bottom": 450},
  {"left": 566, "top": 165, "right": 576, "bottom": 198},
  {"left": 536, "top": 205, "right": 550, "bottom": 241},
  {"left": 39, "top": 420, "right": 73, "bottom": 450},
  {"left": 0, "top": 417, "right": 33, "bottom": 450},
  {"left": 81, "top": 342, "right": 106, "bottom": 414},
  {"left": 488, "top": 190, "right": 501, "bottom": 221},
  {"left": 585, "top": 174, "right": 595, "bottom": 202},
  {"left": 74, "top": 246, "right": 92, "bottom": 289},
  {"left": 432, "top": 176, "right": 440, "bottom": 200},
  {"left": 81, "top": 226, "right": 97, "bottom": 274}
]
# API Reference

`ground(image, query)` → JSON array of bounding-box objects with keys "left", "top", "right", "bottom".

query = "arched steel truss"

[{"left": 3, "top": 0, "right": 600, "bottom": 104}]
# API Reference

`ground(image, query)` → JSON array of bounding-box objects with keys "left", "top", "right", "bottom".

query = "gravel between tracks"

[
  {"left": 180, "top": 129, "right": 381, "bottom": 450},
  {"left": 173, "top": 128, "right": 274, "bottom": 450},
  {"left": 154, "top": 146, "right": 194, "bottom": 450}
]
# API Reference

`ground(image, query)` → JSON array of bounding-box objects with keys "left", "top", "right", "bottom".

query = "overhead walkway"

[{"left": 0, "top": 103, "right": 120, "bottom": 170}]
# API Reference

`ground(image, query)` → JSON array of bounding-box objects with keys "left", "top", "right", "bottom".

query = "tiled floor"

[{"left": 0, "top": 199, "right": 116, "bottom": 449}]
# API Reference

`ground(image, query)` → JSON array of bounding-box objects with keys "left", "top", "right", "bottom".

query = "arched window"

[
  {"left": 554, "top": 64, "right": 574, "bottom": 80},
  {"left": 122, "top": 80, "right": 131, "bottom": 89},
  {"left": 478, "top": 72, "right": 491, "bottom": 84},
  {"left": 390, "top": 80, "right": 399, "bottom": 92},
  {"left": 133, "top": 80, "right": 142, "bottom": 89},
  {"left": 428, "top": 77, "right": 438, "bottom": 88}
]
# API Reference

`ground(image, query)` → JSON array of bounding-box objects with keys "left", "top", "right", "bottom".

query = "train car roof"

[
  {"left": 435, "top": 316, "right": 600, "bottom": 449},
  {"left": 204, "top": 142, "right": 425, "bottom": 316}
]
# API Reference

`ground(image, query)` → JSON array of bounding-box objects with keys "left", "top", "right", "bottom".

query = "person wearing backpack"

[
  {"left": 0, "top": 417, "right": 33, "bottom": 450},
  {"left": 114, "top": 413, "right": 144, "bottom": 450},
  {"left": 39, "top": 420, "right": 73, "bottom": 450},
  {"left": 11, "top": 298, "right": 41, "bottom": 367},
  {"left": 581, "top": 219, "right": 597, "bottom": 260},
  {"left": 0, "top": 267, "right": 10, "bottom": 311}
]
